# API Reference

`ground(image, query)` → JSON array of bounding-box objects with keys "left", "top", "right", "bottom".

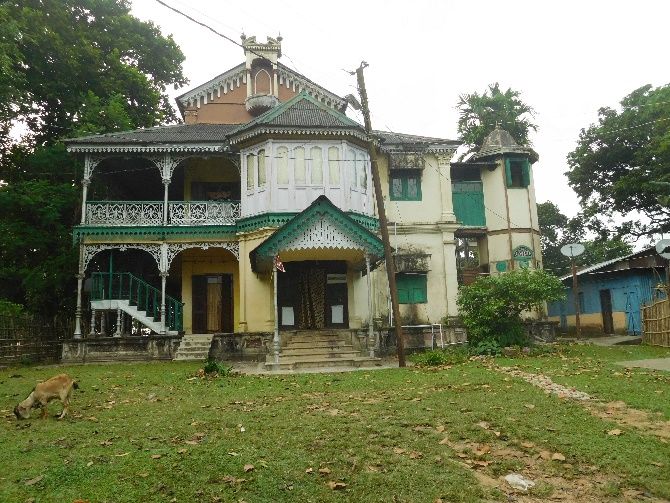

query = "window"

[
  {"left": 328, "top": 146, "right": 340, "bottom": 185},
  {"left": 357, "top": 154, "right": 367, "bottom": 189},
  {"left": 257, "top": 149, "right": 266, "bottom": 188},
  {"left": 578, "top": 291, "right": 585, "bottom": 313},
  {"left": 505, "top": 158, "right": 530, "bottom": 188},
  {"left": 246, "top": 153, "right": 255, "bottom": 190},
  {"left": 294, "top": 147, "right": 306, "bottom": 184},
  {"left": 311, "top": 147, "right": 323, "bottom": 184},
  {"left": 390, "top": 170, "right": 422, "bottom": 201},
  {"left": 396, "top": 273, "right": 427, "bottom": 304},
  {"left": 276, "top": 146, "right": 289, "bottom": 185}
]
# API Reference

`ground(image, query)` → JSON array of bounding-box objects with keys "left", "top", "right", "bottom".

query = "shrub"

[
  {"left": 202, "top": 358, "right": 232, "bottom": 376},
  {"left": 410, "top": 346, "right": 470, "bottom": 367},
  {"left": 457, "top": 269, "right": 565, "bottom": 348},
  {"left": 0, "top": 300, "right": 24, "bottom": 317}
]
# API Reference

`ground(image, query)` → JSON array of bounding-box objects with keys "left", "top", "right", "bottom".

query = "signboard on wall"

[{"left": 513, "top": 245, "right": 533, "bottom": 269}]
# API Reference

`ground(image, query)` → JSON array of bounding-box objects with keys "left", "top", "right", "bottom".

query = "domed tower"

[
  {"left": 470, "top": 126, "right": 541, "bottom": 273},
  {"left": 241, "top": 34, "right": 282, "bottom": 115}
]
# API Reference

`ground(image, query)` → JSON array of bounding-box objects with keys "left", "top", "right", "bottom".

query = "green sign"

[
  {"left": 512, "top": 245, "right": 533, "bottom": 260},
  {"left": 496, "top": 261, "right": 507, "bottom": 272}
]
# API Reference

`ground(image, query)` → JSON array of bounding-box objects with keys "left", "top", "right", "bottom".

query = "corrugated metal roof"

[
  {"left": 65, "top": 123, "right": 238, "bottom": 145},
  {"left": 559, "top": 247, "right": 658, "bottom": 281}
]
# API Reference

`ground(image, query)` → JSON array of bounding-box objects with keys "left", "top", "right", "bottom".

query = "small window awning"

[{"left": 249, "top": 195, "right": 383, "bottom": 273}]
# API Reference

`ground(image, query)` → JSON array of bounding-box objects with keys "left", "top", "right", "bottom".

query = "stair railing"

[{"left": 91, "top": 272, "right": 183, "bottom": 332}]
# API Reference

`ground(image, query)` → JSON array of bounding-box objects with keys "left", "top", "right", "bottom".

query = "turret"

[{"left": 241, "top": 34, "right": 282, "bottom": 115}]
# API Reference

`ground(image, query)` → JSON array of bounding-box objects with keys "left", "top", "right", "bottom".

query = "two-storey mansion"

[{"left": 66, "top": 36, "right": 541, "bottom": 356}]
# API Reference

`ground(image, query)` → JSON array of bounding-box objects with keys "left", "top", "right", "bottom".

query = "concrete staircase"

[
  {"left": 265, "top": 330, "right": 381, "bottom": 371},
  {"left": 90, "top": 299, "right": 178, "bottom": 335},
  {"left": 174, "top": 334, "right": 214, "bottom": 361}
]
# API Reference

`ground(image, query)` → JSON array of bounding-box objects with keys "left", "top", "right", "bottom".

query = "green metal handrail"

[{"left": 91, "top": 272, "right": 183, "bottom": 332}]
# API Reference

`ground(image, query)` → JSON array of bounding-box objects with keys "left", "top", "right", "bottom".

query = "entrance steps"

[
  {"left": 174, "top": 334, "right": 214, "bottom": 361},
  {"left": 265, "top": 330, "right": 381, "bottom": 371}
]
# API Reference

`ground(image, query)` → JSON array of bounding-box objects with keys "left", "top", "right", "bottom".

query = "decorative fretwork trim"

[
  {"left": 83, "top": 243, "right": 162, "bottom": 271},
  {"left": 229, "top": 127, "right": 368, "bottom": 145},
  {"left": 68, "top": 144, "right": 226, "bottom": 154},
  {"left": 166, "top": 242, "right": 239, "bottom": 269}
]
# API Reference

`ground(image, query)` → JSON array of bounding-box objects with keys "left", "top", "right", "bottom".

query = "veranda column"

[
  {"left": 74, "top": 244, "right": 85, "bottom": 338},
  {"left": 160, "top": 272, "right": 168, "bottom": 335},
  {"left": 365, "top": 254, "right": 375, "bottom": 357},
  {"left": 80, "top": 179, "right": 90, "bottom": 225},
  {"left": 89, "top": 309, "right": 96, "bottom": 337},
  {"left": 273, "top": 268, "right": 279, "bottom": 364},
  {"left": 442, "top": 231, "right": 460, "bottom": 317},
  {"left": 437, "top": 154, "right": 456, "bottom": 222},
  {"left": 162, "top": 178, "right": 170, "bottom": 226},
  {"left": 74, "top": 273, "right": 84, "bottom": 339},
  {"left": 114, "top": 308, "right": 122, "bottom": 337}
]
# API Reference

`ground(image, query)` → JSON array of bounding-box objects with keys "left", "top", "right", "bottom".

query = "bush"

[
  {"left": 457, "top": 269, "right": 565, "bottom": 348},
  {"left": 202, "top": 358, "right": 232, "bottom": 376},
  {"left": 410, "top": 346, "right": 470, "bottom": 367},
  {"left": 0, "top": 300, "right": 24, "bottom": 317}
]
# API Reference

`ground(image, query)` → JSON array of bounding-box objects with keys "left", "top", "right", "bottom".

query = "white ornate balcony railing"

[
  {"left": 168, "top": 201, "right": 241, "bottom": 225},
  {"left": 85, "top": 201, "right": 241, "bottom": 226},
  {"left": 86, "top": 201, "right": 164, "bottom": 226}
]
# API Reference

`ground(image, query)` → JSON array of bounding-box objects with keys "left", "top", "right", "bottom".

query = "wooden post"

[
  {"left": 160, "top": 272, "right": 168, "bottom": 335},
  {"left": 572, "top": 258, "right": 582, "bottom": 338},
  {"left": 355, "top": 62, "right": 405, "bottom": 367}
]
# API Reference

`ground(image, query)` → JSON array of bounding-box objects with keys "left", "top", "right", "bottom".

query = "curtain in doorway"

[
  {"left": 207, "top": 280, "right": 222, "bottom": 332},
  {"left": 298, "top": 267, "right": 326, "bottom": 329}
]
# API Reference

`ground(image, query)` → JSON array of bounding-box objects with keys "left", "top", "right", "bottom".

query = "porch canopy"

[{"left": 250, "top": 195, "right": 383, "bottom": 272}]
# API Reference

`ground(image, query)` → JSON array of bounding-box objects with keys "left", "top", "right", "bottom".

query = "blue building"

[{"left": 547, "top": 248, "right": 666, "bottom": 335}]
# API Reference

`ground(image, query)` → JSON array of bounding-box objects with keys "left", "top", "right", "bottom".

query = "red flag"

[{"left": 273, "top": 255, "right": 285, "bottom": 272}]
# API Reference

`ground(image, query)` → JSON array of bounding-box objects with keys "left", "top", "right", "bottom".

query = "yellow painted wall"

[
  {"left": 378, "top": 154, "right": 445, "bottom": 224},
  {"left": 180, "top": 248, "right": 240, "bottom": 334},
  {"left": 237, "top": 232, "right": 274, "bottom": 332}
]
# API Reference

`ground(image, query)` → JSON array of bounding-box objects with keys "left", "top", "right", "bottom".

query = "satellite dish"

[
  {"left": 560, "top": 243, "right": 585, "bottom": 258},
  {"left": 655, "top": 239, "right": 670, "bottom": 259}
]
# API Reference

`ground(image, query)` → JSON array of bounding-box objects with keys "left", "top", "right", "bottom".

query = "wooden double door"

[
  {"left": 192, "top": 274, "right": 233, "bottom": 333},
  {"left": 278, "top": 261, "right": 348, "bottom": 329}
]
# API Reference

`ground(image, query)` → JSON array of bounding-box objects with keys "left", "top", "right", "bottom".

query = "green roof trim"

[{"left": 250, "top": 196, "right": 383, "bottom": 272}]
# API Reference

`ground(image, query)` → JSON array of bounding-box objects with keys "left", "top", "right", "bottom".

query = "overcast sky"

[{"left": 131, "top": 0, "right": 669, "bottom": 218}]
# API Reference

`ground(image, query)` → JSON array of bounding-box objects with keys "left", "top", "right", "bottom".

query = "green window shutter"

[
  {"left": 396, "top": 274, "right": 427, "bottom": 304},
  {"left": 504, "top": 158, "right": 513, "bottom": 187},
  {"left": 521, "top": 160, "right": 530, "bottom": 187}
]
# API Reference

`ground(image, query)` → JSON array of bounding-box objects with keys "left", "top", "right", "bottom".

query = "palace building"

[{"left": 65, "top": 36, "right": 541, "bottom": 367}]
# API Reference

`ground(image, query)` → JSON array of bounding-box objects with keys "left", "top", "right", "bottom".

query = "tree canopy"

[
  {"left": 456, "top": 83, "right": 537, "bottom": 157},
  {"left": 567, "top": 84, "right": 670, "bottom": 237},
  {"left": 1, "top": 0, "right": 187, "bottom": 150},
  {"left": 0, "top": 0, "right": 187, "bottom": 317},
  {"left": 538, "top": 201, "right": 632, "bottom": 276}
]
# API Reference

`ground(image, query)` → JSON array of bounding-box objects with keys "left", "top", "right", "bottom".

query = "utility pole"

[
  {"left": 571, "top": 258, "right": 582, "bottom": 339},
  {"left": 354, "top": 62, "right": 405, "bottom": 367}
]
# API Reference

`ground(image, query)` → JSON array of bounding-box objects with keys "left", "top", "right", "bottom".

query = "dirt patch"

[
  {"left": 438, "top": 433, "right": 623, "bottom": 502},
  {"left": 586, "top": 400, "right": 670, "bottom": 440}
]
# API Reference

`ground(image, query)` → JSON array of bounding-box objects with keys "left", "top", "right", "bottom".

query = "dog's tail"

[{"left": 73, "top": 381, "right": 79, "bottom": 390}]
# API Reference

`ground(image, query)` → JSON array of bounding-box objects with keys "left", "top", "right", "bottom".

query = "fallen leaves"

[
  {"left": 318, "top": 467, "right": 331, "bottom": 475},
  {"left": 151, "top": 454, "right": 162, "bottom": 460},
  {"left": 607, "top": 428, "right": 623, "bottom": 436},
  {"left": 24, "top": 475, "right": 44, "bottom": 486},
  {"left": 327, "top": 481, "right": 347, "bottom": 490},
  {"left": 551, "top": 452, "right": 566, "bottom": 462},
  {"left": 243, "top": 464, "right": 254, "bottom": 473}
]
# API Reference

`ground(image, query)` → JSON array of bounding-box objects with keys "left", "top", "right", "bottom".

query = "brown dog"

[{"left": 14, "top": 374, "right": 78, "bottom": 420}]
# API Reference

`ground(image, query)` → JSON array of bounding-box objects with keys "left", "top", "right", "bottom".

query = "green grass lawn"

[
  {"left": 1, "top": 344, "right": 669, "bottom": 502},
  {"left": 499, "top": 344, "right": 670, "bottom": 419}
]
